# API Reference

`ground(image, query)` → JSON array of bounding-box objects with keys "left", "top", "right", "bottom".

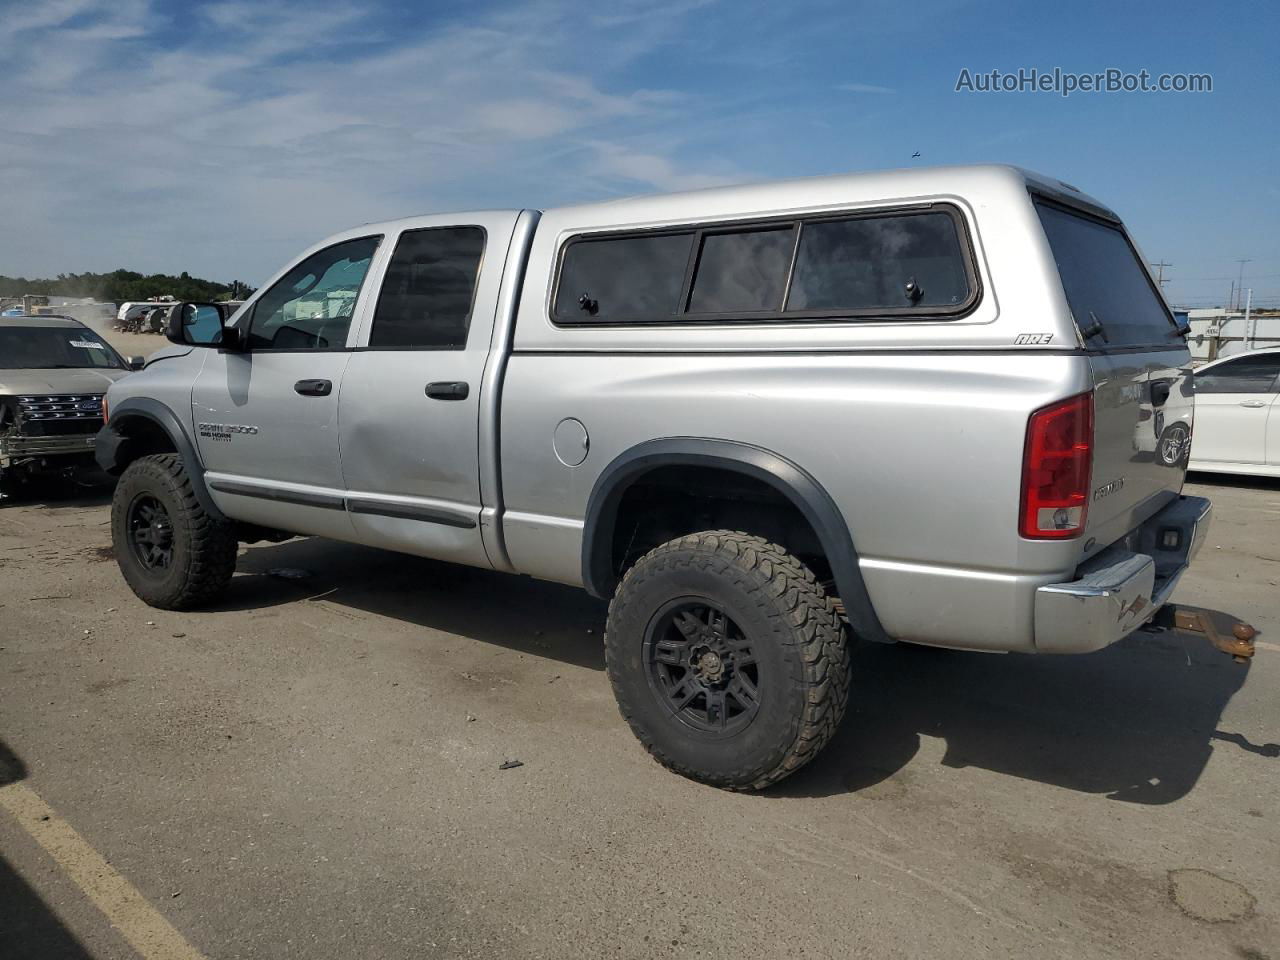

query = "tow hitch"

[{"left": 1147, "top": 606, "right": 1257, "bottom": 662}]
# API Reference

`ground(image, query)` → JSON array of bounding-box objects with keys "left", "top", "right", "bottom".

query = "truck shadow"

[
  {"left": 227, "top": 539, "right": 1261, "bottom": 804},
  {"left": 0, "top": 471, "right": 115, "bottom": 509},
  {"left": 773, "top": 612, "right": 1260, "bottom": 803},
  {"left": 0, "top": 740, "right": 97, "bottom": 959},
  {"left": 223, "top": 537, "right": 609, "bottom": 671}
]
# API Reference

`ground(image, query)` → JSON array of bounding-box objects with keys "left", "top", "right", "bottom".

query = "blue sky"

[{"left": 2, "top": 0, "right": 1277, "bottom": 308}]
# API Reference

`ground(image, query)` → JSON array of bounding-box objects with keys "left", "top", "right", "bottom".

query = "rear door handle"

[
  {"left": 425, "top": 381, "right": 469, "bottom": 401},
  {"left": 294, "top": 379, "right": 332, "bottom": 397},
  {"left": 1239, "top": 400, "right": 1268, "bottom": 408}
]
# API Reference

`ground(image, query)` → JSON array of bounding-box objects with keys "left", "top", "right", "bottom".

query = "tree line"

[{"left": 0, "top": 270, "right": 254, "bottom": 303}]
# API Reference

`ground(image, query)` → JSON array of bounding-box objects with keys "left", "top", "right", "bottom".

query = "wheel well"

[
  {"left": 113, "top": 414, "right": 178, "bottom": 469},
  {"left": 607, "top": 465, "right": 832, "bottom": 593}
]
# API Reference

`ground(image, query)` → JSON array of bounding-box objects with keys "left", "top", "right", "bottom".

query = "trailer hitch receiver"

[{"left": 1159, "top": 607, "right": 1257, "bottom": 662}]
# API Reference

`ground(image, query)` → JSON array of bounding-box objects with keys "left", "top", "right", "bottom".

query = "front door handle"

[
  {"left": 1239, "top": 400, "right": 1268, "bottom": 408},
  {"left": 425, "top": 381, "right": 469, "bottom": 401},
  {"left": 294, "top": 379, "right": 332, "bottom": 397}
]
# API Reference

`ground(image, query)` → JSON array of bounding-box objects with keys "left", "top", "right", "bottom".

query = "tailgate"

[
  {"left": 1034, "top": 197, "right": 1192, "bottom": 551},
  {"left": 1087, "top": 351, "right": 1193, "bottom": 546}
]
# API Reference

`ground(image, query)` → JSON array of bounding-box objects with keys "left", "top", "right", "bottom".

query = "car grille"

[{"left": 14, "top": 394, "right": 105, "bottom": 436}]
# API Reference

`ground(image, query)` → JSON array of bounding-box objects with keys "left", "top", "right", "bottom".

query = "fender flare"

[
  {"left": 95, "top": 397, "right": 226, "bottom": 522},
  {"left": 581, "top": 437, "right": 891, "bottom": 644}
]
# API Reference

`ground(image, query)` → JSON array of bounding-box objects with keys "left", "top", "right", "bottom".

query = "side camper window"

[{"left": 553, "top": 207, "right": 977, "bottom": 325}]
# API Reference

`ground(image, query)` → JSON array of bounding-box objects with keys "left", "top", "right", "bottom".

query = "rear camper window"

[
  {"left": 1035, "top": 200, "right": 1179, "bottom": 348},
  {"left": 552, "top": 206, "right": 978, "bottom": 325},
  {"left": 786, "top": 212, "right": 971, "bottom": 312}
]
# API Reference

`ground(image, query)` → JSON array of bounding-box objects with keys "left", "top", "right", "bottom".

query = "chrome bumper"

[
  {"left": 0, "top": 433, "right": 98, "bottom": 465},
  {"left": 1034, "top": 495, "right": 1212, "bottom": 654}
]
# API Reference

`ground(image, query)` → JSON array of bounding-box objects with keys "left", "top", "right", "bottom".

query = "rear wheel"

[
  {"left": 111, "top": 454, "right": 238, "bottom": 609},
  {"left": 605, "top": 531, "right": 851, "bottom": 790}
]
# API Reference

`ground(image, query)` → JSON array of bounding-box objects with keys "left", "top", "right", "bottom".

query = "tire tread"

[
  {"left": 111, "top": 453, "right": 237, "bottom": 609},
  {"left": 605, "top": 530, "right": 851, "bottom": 790}
]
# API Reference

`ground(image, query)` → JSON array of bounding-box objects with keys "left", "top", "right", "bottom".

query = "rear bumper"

[
  {"left": 0, "top": 433, "right": 98, "bottom": 465},
  {"left": 1034, "top": 495, "right": 1212, "bottom": 654}
]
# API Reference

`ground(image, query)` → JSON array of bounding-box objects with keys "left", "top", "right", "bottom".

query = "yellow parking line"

[{"left": 0, "top": 781, "right": 206, "bottom": 960}]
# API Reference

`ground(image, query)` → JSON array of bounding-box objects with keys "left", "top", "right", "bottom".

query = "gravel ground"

[{"left": 0, "top": 470, "right": 1277, "bottom": 960}]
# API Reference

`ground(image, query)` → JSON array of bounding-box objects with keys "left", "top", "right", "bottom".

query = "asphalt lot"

[{"left": 1, "top": 455, "right": 1278, "bottom": 957}]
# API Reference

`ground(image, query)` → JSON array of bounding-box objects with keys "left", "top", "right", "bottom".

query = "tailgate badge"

[{"left": 1093, "top": 477, "right": 1125, "bottom": 501}]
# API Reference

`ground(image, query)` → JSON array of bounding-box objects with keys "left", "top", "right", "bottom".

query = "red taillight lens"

[{"left": 1020, "top": 392, "right": 1093, "bottom": 539}]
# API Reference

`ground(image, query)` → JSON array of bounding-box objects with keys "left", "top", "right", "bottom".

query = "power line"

[
  {"left": 1164, "top": 271, "right": 1280, "bottom": 283},
  {"left": 1149, "top": 260, "right": 1172, "bottom": 287}
]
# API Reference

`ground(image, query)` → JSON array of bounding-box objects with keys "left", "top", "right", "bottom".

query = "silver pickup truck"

[{"left": 97, "top": 164, "right": 1211, "bottom": 789}]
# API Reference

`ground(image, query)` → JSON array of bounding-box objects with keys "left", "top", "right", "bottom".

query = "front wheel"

[
  {"left": 111, "top": 454, "right": 238, "bottom": 609},
  {"left": 604, "top": 531, "right": 851, "bottom": 790}
]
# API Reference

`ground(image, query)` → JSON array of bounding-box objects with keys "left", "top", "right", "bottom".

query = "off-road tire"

[
  {"left": 111, "top": 454, "right": 238, "bottom": 609},
  {"left": 605, "top": 531, "right": 851, "bottom": 790}
]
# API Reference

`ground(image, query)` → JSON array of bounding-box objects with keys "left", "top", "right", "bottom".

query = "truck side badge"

[{"left": 1014, "top": 333, "right": 1054, "bottom": 345}]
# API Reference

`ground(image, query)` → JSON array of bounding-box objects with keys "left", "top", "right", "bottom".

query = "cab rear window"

[{"left": 1035, "top": 200, "right": 1178, "bottom": 348}]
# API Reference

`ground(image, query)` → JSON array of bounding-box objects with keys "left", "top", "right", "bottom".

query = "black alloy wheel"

[
  {"left": 644, "top": 599, "right": 761, "bottom": 736},
  {"left": 127, "top": 494, "right": 175, "bottom": 572}
]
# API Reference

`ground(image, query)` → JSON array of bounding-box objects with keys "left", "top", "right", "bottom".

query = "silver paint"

[{"left": 102, "top": 164, "right": 1201, "bottom": 654}]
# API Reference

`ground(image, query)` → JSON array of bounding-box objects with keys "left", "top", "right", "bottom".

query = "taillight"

[{"left": 1020, "top": 392, "right": 1093, "bottom": 539}]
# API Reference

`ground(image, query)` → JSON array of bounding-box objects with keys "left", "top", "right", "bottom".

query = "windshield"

[
  {"left": 0, "top": 325, "right": 124, "bottom": 370},
  {"left": 1035, "top": 200, "right": 1178, "bottom": 348}
]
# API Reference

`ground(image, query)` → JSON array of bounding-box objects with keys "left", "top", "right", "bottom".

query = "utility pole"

[
  {"left": 1244, "top": 288, "right": 1253, "bottom": 350},
  {"left": 1234, "top": 259, "right": 1252, "bottom": 310},
  {"left": 1149, "top": 260, "right": 1172, "bottom": 287}
]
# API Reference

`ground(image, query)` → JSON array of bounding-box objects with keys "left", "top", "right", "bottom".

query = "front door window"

[{"left": 246, "top": 236, "right": 381, "bottom": 350}]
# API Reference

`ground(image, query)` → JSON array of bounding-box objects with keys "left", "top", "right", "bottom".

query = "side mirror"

[
  {"left": 165, "top": 302, "right": 242, "bottom": 349},
  {"left": 126, "top": 355, "right": 146, "bottom": 370}
]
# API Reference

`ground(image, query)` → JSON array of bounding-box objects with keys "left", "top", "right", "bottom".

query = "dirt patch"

[
  {"left": 86, "top": 677, "right": 134, "bottom": 694},
  {"left": 1168, "top": 868, "right": 1256, "bottom": 923},
  {"left": 86, "top": 545, "right": 114, "bottom": 561}
]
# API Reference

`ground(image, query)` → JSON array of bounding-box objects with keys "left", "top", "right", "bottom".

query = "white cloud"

[
  {"left": 0, "top": 0, "right": 746, "bottom": 283},
  {"left": 588, "top": 141, "right": 737, "bottom": 192}
]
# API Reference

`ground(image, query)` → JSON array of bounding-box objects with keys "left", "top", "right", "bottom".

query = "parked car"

[
  {"left": 96, "top": 165, "right": 1211, "bottom": 789},
  {"left": 1188, "top": 347, "right": 1280, "bottom": 477},
  {"left": 0, "top": 316, "right": 142, "bottom": 491}
]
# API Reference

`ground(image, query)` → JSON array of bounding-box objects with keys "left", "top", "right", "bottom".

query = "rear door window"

[
  {"left": 370, "top": 227, "right": 485, "bottom": 349},
  {"left": 1035, "top": 200, "right": 1178, "bottom": 348}
]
